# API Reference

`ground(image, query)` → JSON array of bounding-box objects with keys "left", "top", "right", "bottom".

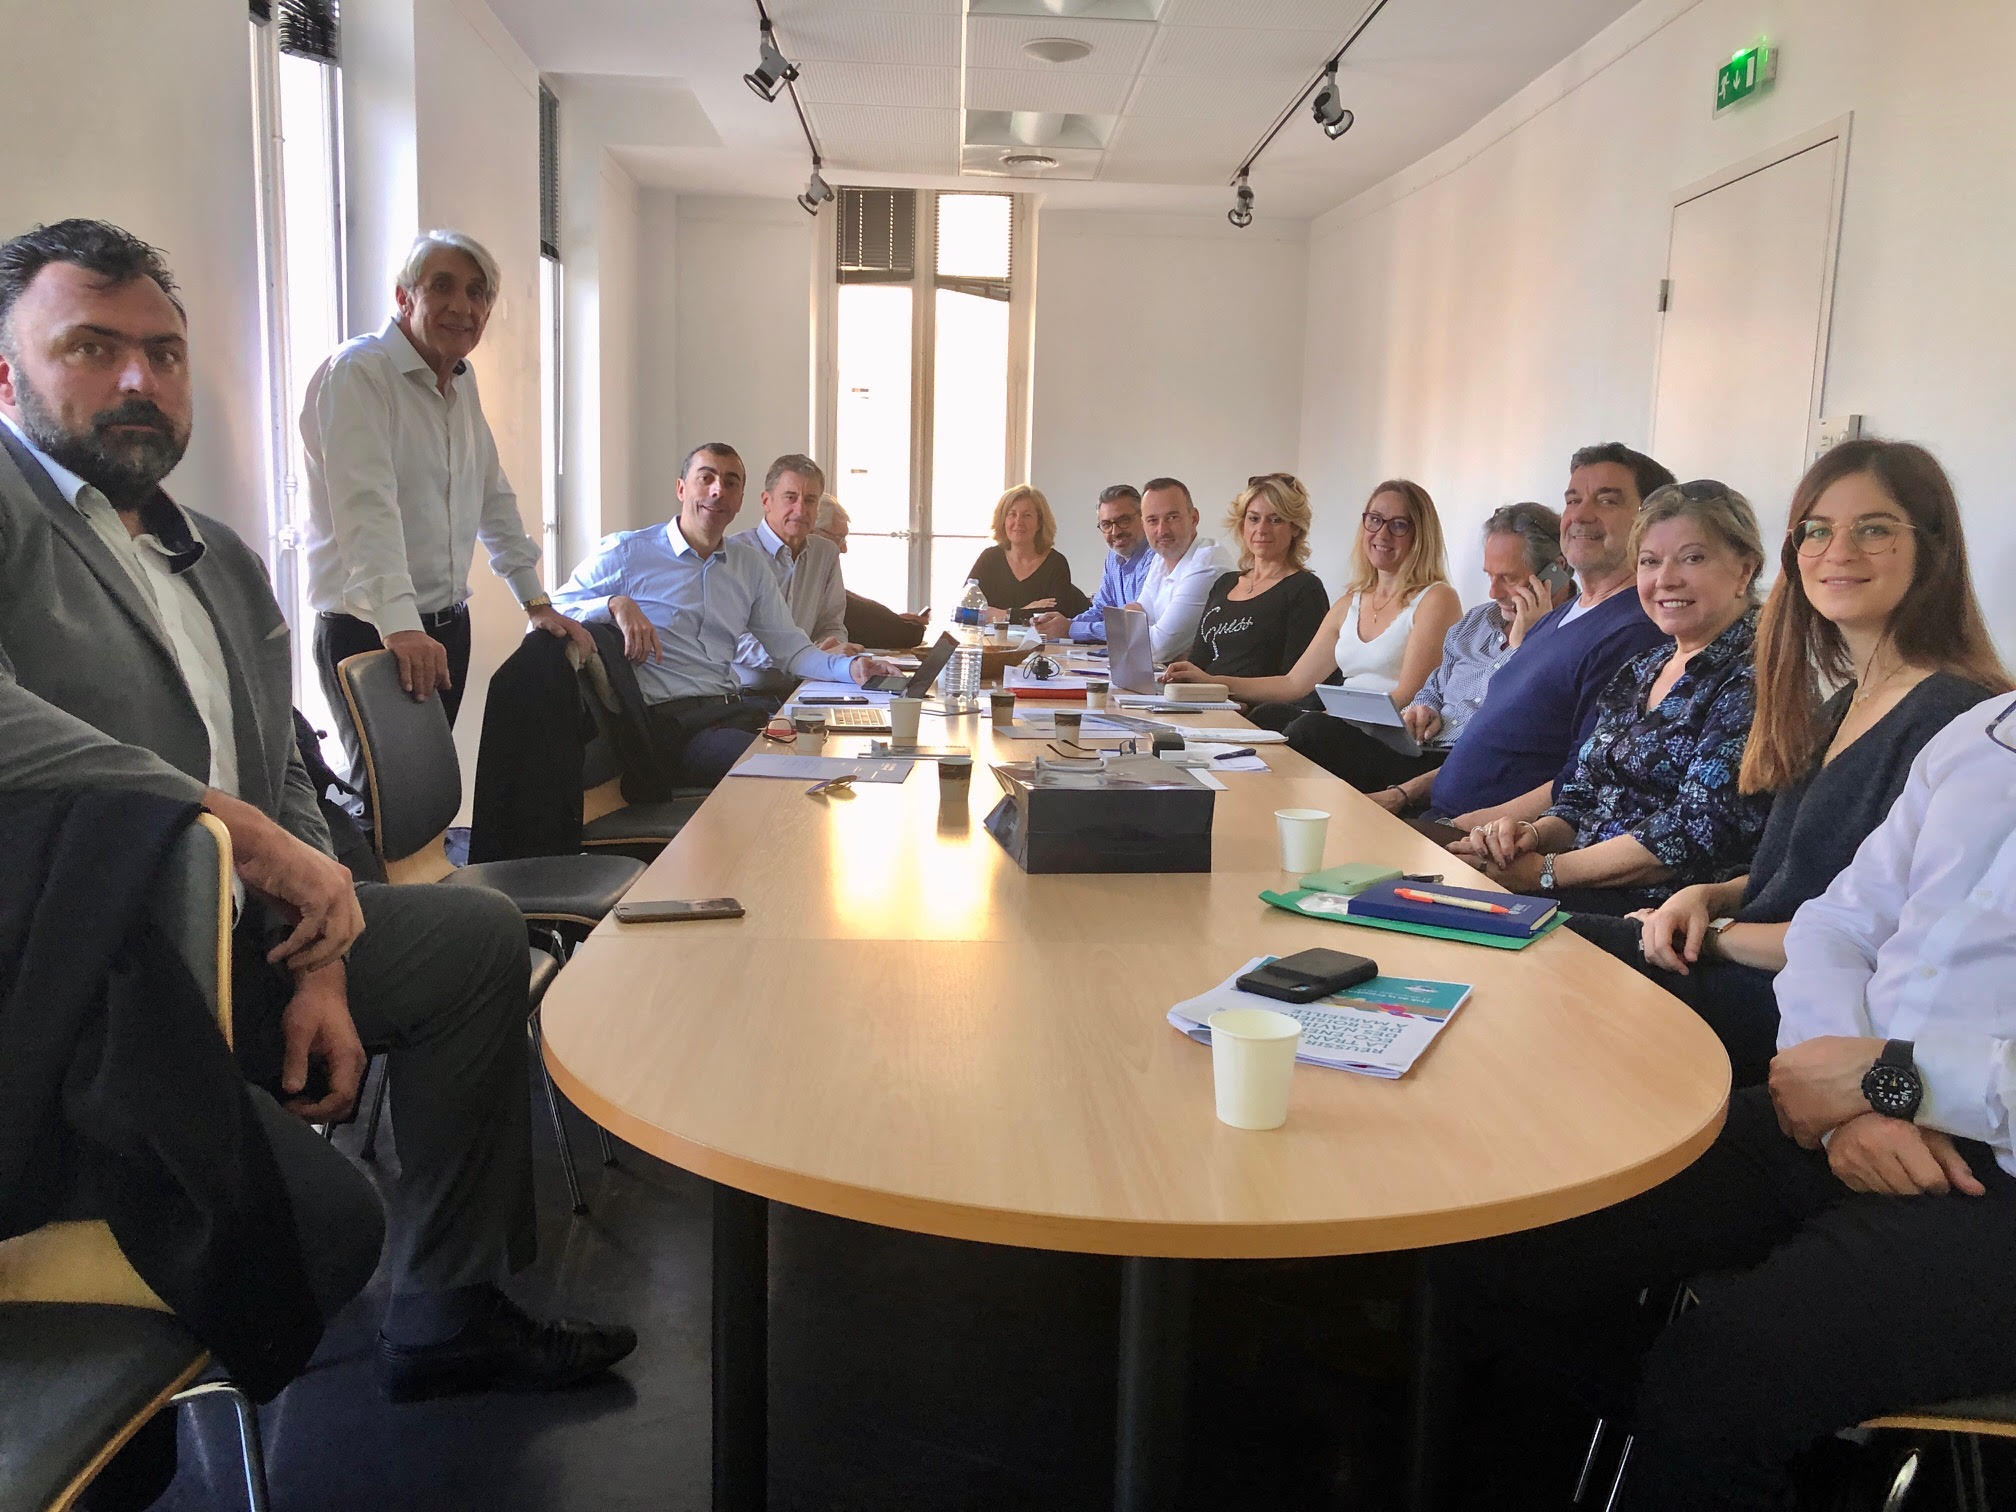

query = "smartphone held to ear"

[
  {"left": 613, "top": 897, "right": 746, "bottom": 924},
  {"left": 1236, "top": 948, "right": 1378, "bottom": 1003}
]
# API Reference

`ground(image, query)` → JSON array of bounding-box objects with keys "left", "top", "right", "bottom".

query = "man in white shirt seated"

[
  {"left": 551, "top": 443, "right": 901, "bottom": 786},
  {"left": 729, "top": 452, "right": 853, "bottom": 697},
  {"left": 1420, "top": 692, "right": 2016, "bottom": 1510},
  {"left": 301, "top": 230, "right": 590, "bottom": 763},
  {"left": 1128, "top": 477, "right": 1226, "bottom": 662}
]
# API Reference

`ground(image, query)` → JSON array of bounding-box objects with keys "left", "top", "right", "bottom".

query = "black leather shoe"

[{"left": 375, "top": 1289, "right": 638, "bottom": 1401}]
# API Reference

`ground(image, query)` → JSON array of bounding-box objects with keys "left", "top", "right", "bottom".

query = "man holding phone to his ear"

[{"left": 1374, "top": 503, "right": 1577, "bottom": 812}]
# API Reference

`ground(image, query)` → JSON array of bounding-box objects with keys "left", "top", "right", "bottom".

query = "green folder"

[{"left": 1259, "top": 887, "right": 1571, "bottom": 950}]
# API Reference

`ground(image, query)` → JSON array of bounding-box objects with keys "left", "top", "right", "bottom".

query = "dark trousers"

[
  {"left": 240, "top": 880, "right": 535, "bottom": 1294},
  {"left": 315, "top": 608, "right": 473, "bottom": 780},
  {"left": 641, "top": 696, "right": 772, "bottom": 788},
  {"left": 1282, "top": 710, "right": 1447, "bottom": 791},
  {"left": 1420, "top": 1087, "right": 2016, "bottom": 1511},
  {"left": 1570, "top": 913, "right": 1782, "bottom": 1086}
]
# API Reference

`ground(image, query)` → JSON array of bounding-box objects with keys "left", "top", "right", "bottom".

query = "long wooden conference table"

[{"left": 540, "top": 693, "right": 1731, "bottom": 1510}]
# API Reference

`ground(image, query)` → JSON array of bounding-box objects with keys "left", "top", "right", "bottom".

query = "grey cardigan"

[{"left": 0, "top": 423, "right": 331, "bottom": 855}]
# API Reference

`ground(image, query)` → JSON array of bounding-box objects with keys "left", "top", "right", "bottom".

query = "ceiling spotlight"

[
  {"left": 1228, "top": 174, "right": 1254, "bottom": 229},
  {"left": 797, "top": 167, "right": 834, "bottom": 215},
  {"left": 1022, "top": 37, "right": 1094, "bottom": 64},
  {"left": 1311, "top": 64, "right": 1354, "bottom": 139},
  {"left": 744, "top": 22, "right": 799, "bottom": 102}
]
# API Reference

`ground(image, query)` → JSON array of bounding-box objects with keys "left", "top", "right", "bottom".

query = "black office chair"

[
  {"left": 574, "top": 643, "right": 707, "bottom": 862},
  {"left": 0, "top": 816, "right": 269, "bottom": 1512},
  {"left": 336, "top": 650, "right": 643, "bottom": 1211}
]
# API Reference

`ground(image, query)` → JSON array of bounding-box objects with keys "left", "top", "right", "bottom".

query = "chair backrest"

[
  {"left": 336, "top": 649, "right": 461, "bottom": 880},
  {"left": 0, "top": 814, "right": 234, "bottom": 1314}
]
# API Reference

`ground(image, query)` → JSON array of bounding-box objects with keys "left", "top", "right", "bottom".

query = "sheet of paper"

[
  {"left": 728, "top": 754, "right": 913, "bottom": 783},
  {"left": 1165, "top": 724, "right": 1286, "bottom": 743},
  {"left": 1001, "top": 712, "right": 1139, "bottom": 740}
]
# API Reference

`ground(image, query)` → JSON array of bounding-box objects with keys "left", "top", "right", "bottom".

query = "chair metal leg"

[
  {"left": 1573, "top": 1418, "right": 1608, "bottom": 1504},
  {"left": 358, "top": 1056, "right": 390, "bottom": 1162},
  {"left": 172, "top": 1380, "right": 270, "bottom": 1512},
  {"left": 1879, "top": 1447, "right": 1921, "bottom": 1512},
  {"left": 1966, "top": 1435, "right": 1988, "bottom": 1512},
  {"left": 1599, "top": 1434, "right": 1634, "bottom": 1512},
  {"left": 529, "top": 1017, "right": 588, "bottom": 1214},
  {"left": 598, "top": 1126, "right": 619, "bottom": 1166}
]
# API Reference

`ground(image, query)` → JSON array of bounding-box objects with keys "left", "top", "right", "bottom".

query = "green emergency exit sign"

[{"left": 1716, "top": 43, "right": 1776, "bottom": 112}]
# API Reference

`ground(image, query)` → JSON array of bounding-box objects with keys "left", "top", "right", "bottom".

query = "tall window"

[
  {"left": 538, "top": 84, "right": 563, "bottom": 586},
  {"left": 828, "top": 189, "right": 1029, "bottom": 615},
  {"left": 250, "top": 0, "right": 344, "bottom": 734}
]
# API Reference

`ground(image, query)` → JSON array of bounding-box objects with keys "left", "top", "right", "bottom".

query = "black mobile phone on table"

[
  {"left": 1237, "top": 948, "right": 1378, "bottom": 1003},
  {"left": 613, "top": 897, "right": 746, "bottom": 923},
  {"left": 863, "top": 674, "right": 912, "bottom": 693}
]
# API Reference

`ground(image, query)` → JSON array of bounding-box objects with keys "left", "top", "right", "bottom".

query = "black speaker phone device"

[{"left": 1236, "top": 948, "right": 1378, "bottom": 1003}]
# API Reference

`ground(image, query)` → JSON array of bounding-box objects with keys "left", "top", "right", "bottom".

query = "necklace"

[{"left": 1852, "top": 641, "right": 1897, "bottom": 706}]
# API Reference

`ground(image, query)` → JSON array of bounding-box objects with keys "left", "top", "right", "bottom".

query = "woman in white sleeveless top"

[{"left": 1166, "top": 479, "right": 1461, "bottom": 787}]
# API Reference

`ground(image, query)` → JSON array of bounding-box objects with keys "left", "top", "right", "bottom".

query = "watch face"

[{"left": 1864, "top": 1063, "right": 1922, "bottom": 1119}]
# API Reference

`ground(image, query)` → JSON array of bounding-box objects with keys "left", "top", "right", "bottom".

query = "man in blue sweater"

[{"left": 1381, "top": 443, "right": 1675, "bottom": 832}]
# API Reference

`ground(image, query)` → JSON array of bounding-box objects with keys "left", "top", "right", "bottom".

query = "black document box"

[{"left": 983, "top": 755, "right": 1215, "bottom": 874}]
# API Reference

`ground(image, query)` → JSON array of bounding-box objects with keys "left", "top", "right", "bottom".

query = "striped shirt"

[{"left": 1411, "top": 600, "right": 1513, "bottom": 743}]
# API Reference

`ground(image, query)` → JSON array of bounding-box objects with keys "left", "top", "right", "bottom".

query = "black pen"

[{"left": 1214, "top": 747, "right": 1257, "bottom": 761}]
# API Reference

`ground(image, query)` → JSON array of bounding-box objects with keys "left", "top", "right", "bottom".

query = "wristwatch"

[
  {"left": 525, "top": 594, "right": 553, "bottom": 613},
  {"left": 1538, "top": 853, "right": 1558, "bottom": 891},
  {"left": 1703, "top": 916, "right": 1735, "bottom": 956},
  {"left": 1861, "top": 1039, "right": 1923, "bottom": 1121}
]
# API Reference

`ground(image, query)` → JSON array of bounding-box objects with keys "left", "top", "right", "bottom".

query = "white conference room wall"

[
  {"left": 1299, "top": 0, "right": 2016, "bottom": 652},
  {"left": 631, "top": 192, "right": 818, "bottom": 527},
  {"left": 1031, "top": 211, "right": 1310, "bottom": 604},
  {"left": 1, "top": 0, "right": 267, "bottom": 543}
]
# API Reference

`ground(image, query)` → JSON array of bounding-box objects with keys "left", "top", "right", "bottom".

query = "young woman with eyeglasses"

[
  {"left": 1164, "top": 480, "right": 1461, "bottom": 763},
  {"left": 1570, "top": 440, "right": 2009, "bottom": 1084}
]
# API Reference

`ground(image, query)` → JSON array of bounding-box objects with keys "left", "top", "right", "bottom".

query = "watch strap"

[{"left": 1880, "top": 1038, "right": 1917, "bottom": 1072}]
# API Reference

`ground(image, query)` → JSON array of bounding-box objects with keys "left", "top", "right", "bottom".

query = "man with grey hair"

[
  {"left": 1290, "top": 502, "right": 1576, "bottom": 802},
  {"left": 729, "top": 452, "right": 852, "bottom": 694},
  {"left": 301, "top": 229, "right": 591, "bottom": 768}
]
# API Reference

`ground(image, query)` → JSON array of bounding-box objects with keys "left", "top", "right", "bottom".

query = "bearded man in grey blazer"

[{"left": 0, "top": 220, "right": 634, "bottom": 1410}]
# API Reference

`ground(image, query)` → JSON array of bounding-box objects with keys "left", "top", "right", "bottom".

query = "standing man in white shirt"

[
  {"left": 1128, "top": 477, "right": 1226, "bottom": 662},
  {"left": 301, "top": 230, "right": 591, "bottom": 763},
  {"left": 1419, "top": 692, "right": 2016, "bottom": 1510},
  {"left": 729, "top": 452, "right": 852, "bottom": 696}
]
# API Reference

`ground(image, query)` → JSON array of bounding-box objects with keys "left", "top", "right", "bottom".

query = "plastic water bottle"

[{"left": 946, "top": 578, "right": 988, "bottom": 710}]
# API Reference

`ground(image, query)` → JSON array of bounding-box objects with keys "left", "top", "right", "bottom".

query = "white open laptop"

[{"left": 1314, "top": 683, "right": 1452, "bottom": 757}]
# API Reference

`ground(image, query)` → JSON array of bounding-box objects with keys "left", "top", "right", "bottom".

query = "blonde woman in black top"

[
  {"left": 1572, "top": 440, "right": 2010, "bottom": 1084},
  {"left": 1165, "top": 474, "right": 1330, "bottom": 683},
  {"left": 965, "top": 484, "right": 1090, "bottom": 624}
]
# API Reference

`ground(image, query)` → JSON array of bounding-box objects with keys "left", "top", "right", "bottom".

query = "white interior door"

[{"left": 1651, "top": 131, "right": 1845, "bottom": 552}]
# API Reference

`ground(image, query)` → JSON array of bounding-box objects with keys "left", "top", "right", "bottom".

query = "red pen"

[{"left": 1395, "top": 886, "right": 1511, "bottom": 916}]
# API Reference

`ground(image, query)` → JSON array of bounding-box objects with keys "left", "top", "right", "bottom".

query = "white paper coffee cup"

[
  {"left": 1274, "top": 808, "right": 1330, "bottom": 872},
  {"left": 890, "top": 697, "right": 923, "bottom": 742},
  {"left": 1206, "top": 1007, "right": 1302, "bottom": 1130}
]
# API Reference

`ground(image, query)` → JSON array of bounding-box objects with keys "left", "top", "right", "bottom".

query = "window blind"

[
  {"left": 267, "top": 0, "right": 339, "bottom": 64},
  {"left": 837, "top": 188, "right": 916, "bottom": 285},
  {"left": 538, "top": 84, "right": 561, "bottom": 260}
]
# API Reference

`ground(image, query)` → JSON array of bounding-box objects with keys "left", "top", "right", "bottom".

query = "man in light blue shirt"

[
  {"left": 1031, "top": 484, "right": 1149, "bottom": 642},
  {"left": 552, "top": 442, "right": 899, "bottom": 785}
]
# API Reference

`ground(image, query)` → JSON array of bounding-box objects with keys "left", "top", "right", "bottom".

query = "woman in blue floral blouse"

[{"left": 1451, "top": 481, "right": 1770, "bottom": 915}]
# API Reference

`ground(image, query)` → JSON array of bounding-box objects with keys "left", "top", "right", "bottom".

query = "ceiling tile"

[
  {"left": 806, "top": 102, "right": 962, "bottom": 170},
  {"left": 1142, "top": 24, "right": 1335, "bottom": 78},
  {"left": 964, "top": 66, "right": 1139, "bottom": 114},
  {"left": 796, "top": 63, "right": 962, "bottom": 109},
  {"left": 777, "top": 11, "right": 962, "bottom": 66},
  {"left": 1157, "top": 0, "right": 1376, "bottom": 29},
  {"left": 772, "top": 0, "right": 960, "bottom": 12},
  {"left": 963, "top": 14, "right": 1157, "bottom": 74}
]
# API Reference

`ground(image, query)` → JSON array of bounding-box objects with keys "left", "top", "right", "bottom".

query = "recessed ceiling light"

[
  {"left": 1022, "top": 37, "right": 1093, "bottom": 64},
  {"left": 1000, "top": 151, "right": 1060, "bottom": 170}
]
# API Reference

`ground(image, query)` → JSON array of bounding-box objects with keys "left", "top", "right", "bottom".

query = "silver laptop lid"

[{"left": 1105, "top": 606, "right": 1157, "bottom": 693}]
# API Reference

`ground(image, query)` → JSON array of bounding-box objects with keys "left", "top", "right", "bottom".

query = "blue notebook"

[{"left": 1346, "top": 879, "right": 1558, "bottom": 939}]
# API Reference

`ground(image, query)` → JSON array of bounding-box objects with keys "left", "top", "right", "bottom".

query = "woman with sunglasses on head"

[
  {"left": 1161, "top": 475, "right": 1333, "bottom": 704},
  {"left": 1164, "top": 479, "right": 1460, "bottom": 749},
  {"left": 1568, "top": 440, "right": 2009, "bottom": 1084},
  {"left": 1454, "top": 480, "right": 1772, "bottom": 919}
]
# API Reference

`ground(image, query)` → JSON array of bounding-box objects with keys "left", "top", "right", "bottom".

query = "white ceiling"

[{"left": 489, "top": 0, "right": 1643, "bottom": 218}]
